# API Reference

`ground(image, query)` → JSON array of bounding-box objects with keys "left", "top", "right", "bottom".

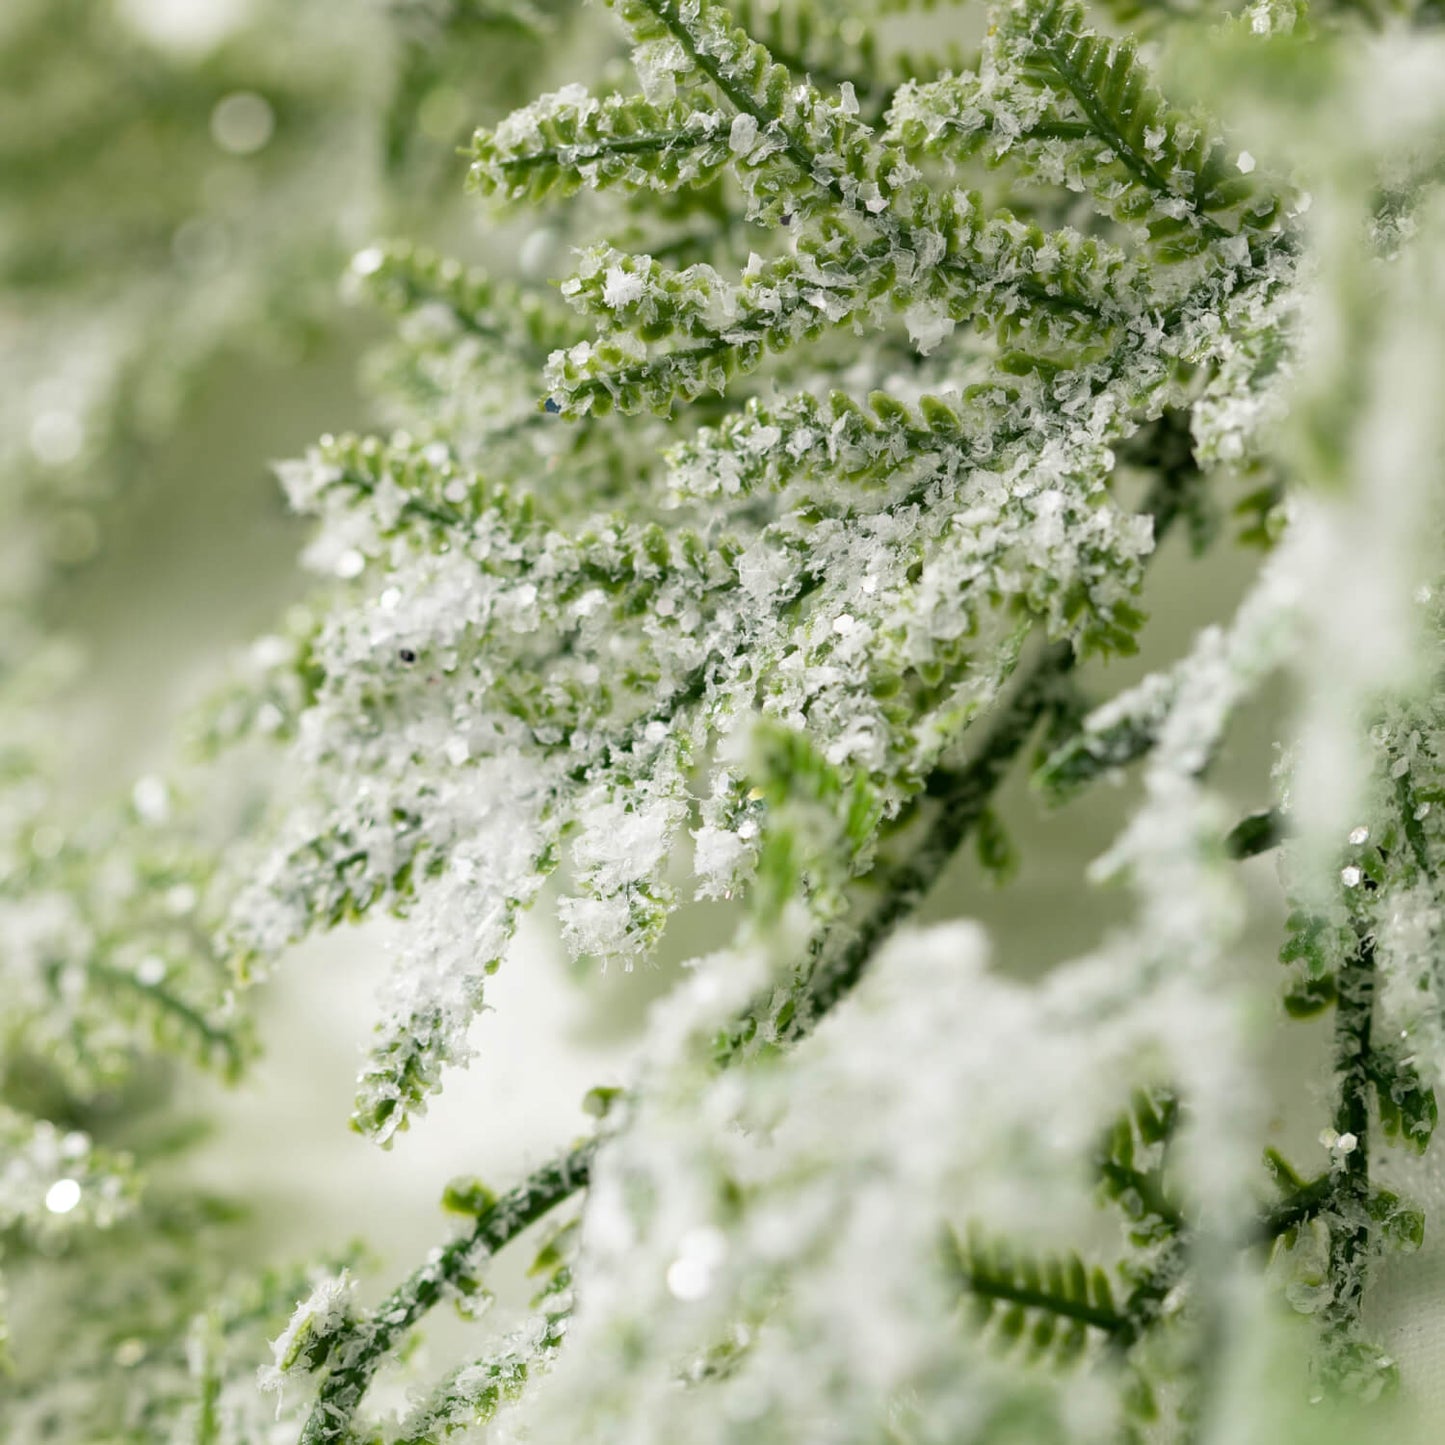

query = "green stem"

[
  {"left": 962, "top": 1270, "right": 1128, "bottom": 1335},
  {"left": 298, "top": 1141, "right": 595, "bottom": 1445},
  {"left": 495, "top": 126, "right": 718, "bottom": 176}
]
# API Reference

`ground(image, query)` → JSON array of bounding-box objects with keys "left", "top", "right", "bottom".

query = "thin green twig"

[{"left": 298, "top": 1142, "right": 595, "bottom": 1445}]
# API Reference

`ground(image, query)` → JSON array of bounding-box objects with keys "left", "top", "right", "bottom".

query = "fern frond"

[
  {"left": 279, "top": 430, "right": 542, "bottom": 539},
  {"left": 610, "top": 0, "right": 821, "bottom": 166},
  {"left": 728, "top": 0, "right": 881, "bottom": 98},
  {"left": 0, "top": 777, "right": 252, "bottom": 1101},
  {"left": 233, "top": 436, "right": 739, "bottom": 1134},
  {"left": 943, "top": 1227, "right": 1126, "bottom": 1363},
  {"left": 473, "top": 0, "right": 1182, "bottom": 430},
  {"left": 608, "top": 0, "right": 1002, "bottom": 236},
  {"left": 254, "top": 219, "right": 1290, "bottom": 1136},
  {"left": 889, "top": 0, "right": 1282, "bottom": 264},
  {"left": 546, "top": 231, "right": 892, "bottom": 416},
  {"left": 469, "top": 88, "right": 737, "bottom": 204},
  {"left": 351, "top": 838, "right": 554, "bottom": 1140},
  {"left": 349, "top": 240, "right": 574, "bottom": 361},
  {"left": 1005, "top": 0, "right": 1280, "bottom": 256},
  {"left": 85, "top": 959, "right": 251, "bottom": 1080},
  {"left": 1096, "top": 1087, "right": 1185, "bottom": 1245}
]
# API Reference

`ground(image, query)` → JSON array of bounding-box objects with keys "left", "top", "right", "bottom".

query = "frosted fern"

[{"left": 8, "top": 0, "right": 1445, "bottom": 1442}]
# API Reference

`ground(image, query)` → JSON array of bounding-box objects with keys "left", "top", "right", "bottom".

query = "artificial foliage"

[{"left": 5, "top": 0, "right": 1445, "bottom": 1440}]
